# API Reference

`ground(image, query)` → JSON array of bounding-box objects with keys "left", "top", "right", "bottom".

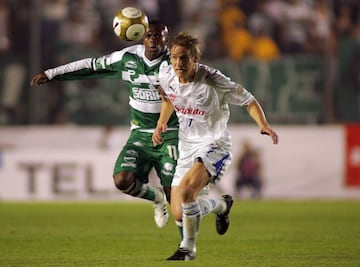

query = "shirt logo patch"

[
  {"left": 125, "top": 61, "right": 137, "bottom": 69},
  {"left": 169, "top": 94, "right": 176, "bottom": 102},
  {"left": 164, "top": 162, "right": 174, "bottom": 171},
  {"left": 196, "top": 94, "right": 207, "bottom": 105}
]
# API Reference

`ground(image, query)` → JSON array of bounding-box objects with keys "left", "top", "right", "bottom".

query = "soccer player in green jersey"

[{"left": 30, "top": 21, "right": 178, "bottom": 228}]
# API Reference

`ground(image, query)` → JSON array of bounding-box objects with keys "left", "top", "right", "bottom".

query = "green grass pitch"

[{"left": 1, "top": 200, "right": 359, "bottom": 267}]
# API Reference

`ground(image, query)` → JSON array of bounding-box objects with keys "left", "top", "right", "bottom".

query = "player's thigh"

[
  {"left": 182, "top": 162, "right": 209, "bottom": 191},
  {"left": 199, "top": 140, "right": 232, "bottom": 184},
  {"left": 153, "top": 137, "right": 178, "bottom": 188},
  {"left": 113, "top": 143, "right": 152, "bottom": 183},
  {"left": 174, "top": 140, "right": 232, "bottom": 186}
]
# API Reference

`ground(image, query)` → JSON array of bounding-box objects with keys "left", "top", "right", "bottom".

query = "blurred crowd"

[{"left": 0, "top": 0, "right": 360, "bottom": 124}]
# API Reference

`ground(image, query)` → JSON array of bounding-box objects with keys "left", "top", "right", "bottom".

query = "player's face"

[
  {"left": 143, "top": 24, "right": 168, "bottom": 60},
  {"left": 170, "top": 45, "right": 197, "bottom": 83}
]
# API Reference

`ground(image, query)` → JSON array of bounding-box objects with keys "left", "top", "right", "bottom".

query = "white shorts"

[{"left": 171, "top": 139, "right": 232, "bottom": 187}]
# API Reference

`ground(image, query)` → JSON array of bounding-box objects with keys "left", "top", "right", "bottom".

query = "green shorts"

[{"left": 113, "top": 130, "right": 179, "bottom": 187}]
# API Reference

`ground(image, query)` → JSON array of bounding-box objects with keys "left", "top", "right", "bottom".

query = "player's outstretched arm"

[
  {"left": 152, "top": 97, "right": 175, "bottom": 146},
  {"left": 246, "top": 99, "right": 279, "bottom": 144},
  {"left": 30, "top": 72, "right": 49, "bottom": 86}
]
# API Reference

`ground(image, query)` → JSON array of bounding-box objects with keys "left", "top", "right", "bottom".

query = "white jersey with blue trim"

[{"left": 159, "top": 63, "right": 255, "bottom": 143}]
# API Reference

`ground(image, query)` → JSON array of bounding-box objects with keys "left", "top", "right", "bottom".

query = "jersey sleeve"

[
  {"left": 205, "top": 65, "right": 255, "bottom": 106},
  {"left": 158, "top": 65, "right": 172, "bottom": 96},
  {"left": 44, "top": 50, "right": 128, "bottom": 81},
  {"left": 224, "top": 84, "right": 255, "bottom": 106},
  {"left": 45, "top": 58, "right": 94, "bottom": 80}
]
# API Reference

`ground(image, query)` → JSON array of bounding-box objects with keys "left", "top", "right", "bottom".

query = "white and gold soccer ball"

[{"left": 113, "top": 7, "right": 149, "bottom": 41}]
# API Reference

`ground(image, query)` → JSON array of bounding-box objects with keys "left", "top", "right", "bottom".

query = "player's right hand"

[
  {"left": 152, "top": 123, "right": 167, "bottom": 146},
  {"left": 30, "top": 72, "right": 49, "bottom": 86}
]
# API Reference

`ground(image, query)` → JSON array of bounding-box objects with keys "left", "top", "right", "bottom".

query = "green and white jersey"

[{"left": 45, "top": 45, "right": 178, "bottom": 131}]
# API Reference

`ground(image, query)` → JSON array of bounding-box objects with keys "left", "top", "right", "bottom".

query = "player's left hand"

[{"left": 261, "top": 127, "right": 279, "bottom": 144}]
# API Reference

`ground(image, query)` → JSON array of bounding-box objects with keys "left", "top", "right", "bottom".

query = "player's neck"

[
  {"left": 179, "top": 68, "right": 196, "bottom": 84},
  {"left": 145, "top": 51, "right": 165, "bottom": 61}
]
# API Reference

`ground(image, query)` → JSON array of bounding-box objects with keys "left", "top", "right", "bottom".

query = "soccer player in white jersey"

[
  {"left": 152, "top": 32, "right": 279, "bottom": 261},
  {"left": 30, "top": 21, "right": 178, "bottom": 229}
]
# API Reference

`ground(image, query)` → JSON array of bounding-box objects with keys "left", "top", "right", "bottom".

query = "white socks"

[
  {"left": 180, "top": 197, "right": 226, "bottom": 251},
  {"left": 198, "top": 197, "right": 226, "bottom": 216},
  {"left": 180, "top": 201, "right": 201, "bottom": 251}
]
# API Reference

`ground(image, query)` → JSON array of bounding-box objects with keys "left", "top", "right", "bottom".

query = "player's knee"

[
  {"left": 179, "top": 184, "right": 197, "bottom": 202},
  {"left": 113, "top": 172, "right": 135, "bottom": 191}
]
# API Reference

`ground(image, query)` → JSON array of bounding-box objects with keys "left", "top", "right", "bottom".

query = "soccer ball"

[{"left": 113, "top": 7, "right": 149, "bottom": 41}]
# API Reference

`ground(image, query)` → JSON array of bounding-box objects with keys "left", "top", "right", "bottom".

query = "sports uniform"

[
  {"left": 159, "top": 63, "right": 254, "bottom": 186},
  {"left": 154, "top": 32, "right": 278, "bottom": 261},
  {"left": 44, "top": 44, "right": 179, "bottom": 189}
]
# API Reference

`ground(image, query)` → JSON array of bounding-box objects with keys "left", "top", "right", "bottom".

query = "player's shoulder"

[
  {"left": 158, "top": 64, "right": 175, "bottom": 94},
  {"left": 159, "top": 64, "right": 172, "bottom": 79},
  {"left": 121, "top": 44, "right": 144, "bottom": 55},
  {"left": 109, "top": 45, "right": 144, "bottom": 62},
  {"left": 197, "top": 63, "right": 230, "bottom": 84},
  {"left": 198, "top": 63, "right": 221, "bottom": 77}
]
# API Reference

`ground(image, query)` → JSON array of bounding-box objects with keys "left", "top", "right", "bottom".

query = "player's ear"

[{"left": 162, "top": 25, "right": 169, "bottom": 44}]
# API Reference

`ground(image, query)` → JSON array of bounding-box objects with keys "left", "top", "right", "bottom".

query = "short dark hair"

[
  {"left": 148, "top": 20, "right": 169, "bottom": 40},
  {"left": 170, "top": 32, "right": 201, "bottom": 59},
  {"left": 149, "top": 20, "right": 165, "bottom": 27},
  {"left": 149, "top": 20, "right": 168, "bottom": 32}
]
